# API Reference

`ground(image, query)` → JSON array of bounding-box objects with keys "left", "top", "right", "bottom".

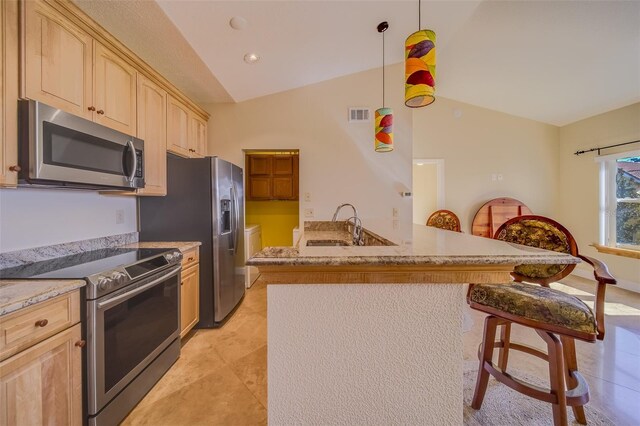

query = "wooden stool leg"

[
  {"left": 497, "top": 322, "right": 511, "bottom": 371},
  {"left": 471, "top": 316, "right": 499, "bottom": 410},
  {"left": 538, "top": 330, "right": 568, "bottom": 426},
  {"left": 561, "top": 336, "right": 587, "bottom": 424}
]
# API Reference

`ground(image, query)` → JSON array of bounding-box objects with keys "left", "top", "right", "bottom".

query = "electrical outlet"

[
  {"left": 497, "top": 173, "right": 503, "bottom": 181},
  {"left": 393, "top": 219, "right": 399, "bottom": 230},
  {"left": 392, "top": 207, "right": 399, "bottom": 218},
  {"left": 304, "top": 192, "right": 311, "bottom": 202},
  {"left": 115, "top": 209, "right": 125, "bottom": 224},
  {"left": 491, "top": 173, "right": 497, "bottom": 181},
  {"left": 304, "top": 208, "right": 314, "bottom": 218}
]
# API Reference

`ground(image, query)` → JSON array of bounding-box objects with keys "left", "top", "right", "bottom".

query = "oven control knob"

[
  {"left": 111, "top": 271, "right": 126, "bottom": 284},
  {"left": 97, "top": 276, "right": 111, "bottom": 291},
  {"left": 173, "top": 251, "right": 183, "bottom": 262}
]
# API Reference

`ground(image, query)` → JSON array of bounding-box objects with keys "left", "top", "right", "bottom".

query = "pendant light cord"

[
  {"left": 418, "top": 0, "right": 421, "bottom": 29},
  {"left": 382, "top": 30, "right": 385, "bottom": 108}
]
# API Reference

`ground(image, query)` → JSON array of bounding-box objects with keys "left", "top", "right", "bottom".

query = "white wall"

[
  {"left": 0, "top": 188, "right": 137, "bottom": 252},
  {"left": 205, "top": 63, "right": 412, "bottom": 228},
  {"left": 413, "top": 96, "right": 560, "bottom": 232},
  {"left": 558, "top": 103, "right": 640, "bottom": 290}
]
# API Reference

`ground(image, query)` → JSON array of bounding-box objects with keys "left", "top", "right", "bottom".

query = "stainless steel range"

[{"left": 0, "top": 247, "right": 183, "bottom": 425}]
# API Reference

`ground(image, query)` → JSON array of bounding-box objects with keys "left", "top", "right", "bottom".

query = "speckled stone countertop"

[
  {"left": 248, "top": 222, "right": 580, "bottom": 267},
  {"left": 121, "top": 241, "right": 202, "bottom": 252},
  {"left": 0, "top": 280, "right": 85, "bottom": 317}
]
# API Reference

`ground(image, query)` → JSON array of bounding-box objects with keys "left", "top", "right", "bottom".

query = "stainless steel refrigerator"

[{"left": 139, "top": 155, "right": 245, "bottom": 327}]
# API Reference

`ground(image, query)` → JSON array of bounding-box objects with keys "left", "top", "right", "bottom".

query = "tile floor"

[{"left": 123, "top": 276, "right": 640, "bottom": 425}]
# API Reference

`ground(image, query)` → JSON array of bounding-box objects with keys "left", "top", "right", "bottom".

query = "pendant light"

[
  {"left": 405, "top": 0, "right": 436, "bottom": 107},
  {"left": 375, "top": 21, "right": 393, "bottom": 153}
]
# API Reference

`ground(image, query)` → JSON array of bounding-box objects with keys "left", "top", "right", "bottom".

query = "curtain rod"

[{"left": 574, "top": 140, "right": 640, "bottom": 156}]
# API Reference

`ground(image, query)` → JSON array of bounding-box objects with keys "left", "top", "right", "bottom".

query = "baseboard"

[{"left": 570, "top": 267, "right": 639, "bottom": 294}]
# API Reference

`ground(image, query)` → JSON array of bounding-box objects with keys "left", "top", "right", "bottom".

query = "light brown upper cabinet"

[
  {"left": 136, "top": 74, "right": 167, "bottom": 196},
  {"left": 246, "top": 153, "right": 299, "bottom": 201},
  {"left": 24, "top": 0, "right": 93, "bottom": 120},
  {"left": 167, "top": 94, "right": 207, "bottom": 158},
  {"left": 93, "top": 42, "right": 137, "bottom": 135},
  {"left": 25, "top": 0, "right": 135, "bottom": 134},
  {"left": 1, "top": 0, "right": 19, "bottom": 187}
]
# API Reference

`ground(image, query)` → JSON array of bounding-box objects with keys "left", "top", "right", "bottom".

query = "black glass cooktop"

[{"left": 0, "top": 247, "right": 172, "bottom": 280}]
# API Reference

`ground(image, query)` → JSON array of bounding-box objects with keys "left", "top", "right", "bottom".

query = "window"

[{"left": 598, "top": 150, "right": 640, "bottom": 250}]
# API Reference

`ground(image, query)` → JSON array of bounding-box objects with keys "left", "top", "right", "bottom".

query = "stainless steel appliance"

[
  {"left": 0, "top": 247, "right": 182, "bottom": 425},
  {"left": 139, "top": 155, "right": 245, "bottom": 327},
  {"left": 18, "top": 99, "right": 144, "bottom": 190}
]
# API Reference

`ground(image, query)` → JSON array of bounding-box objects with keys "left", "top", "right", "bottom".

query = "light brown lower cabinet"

[
  {"left": 180, "top": 263, "right": 200, "bottom": 338},
  {"left": 0, "top": 323, "right": 82, "bottom": 426}
]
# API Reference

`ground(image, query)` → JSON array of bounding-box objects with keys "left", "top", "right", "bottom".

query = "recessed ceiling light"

[
  {"left": 244, "top": 53, "right": 260, "bottom": 64},
  {"left": 229, "top": 16, "right": 247, "bottom": 30},
  {"left": 416, "top": 162, "right": 424, "bottom": 166}
]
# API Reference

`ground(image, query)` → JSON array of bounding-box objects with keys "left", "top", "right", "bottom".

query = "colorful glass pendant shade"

[
  {"left": 375, "top": 108, "right": 393, "bottom": 152},
  {"left": 405, "top": 0, "right": 436, "bottom": 108},
  {"left": 375, "top": 21, "right": 393, "bottom": 153}
]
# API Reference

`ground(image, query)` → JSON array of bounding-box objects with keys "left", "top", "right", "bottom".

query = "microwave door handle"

[
  {"left": 96, "top": 265, "right": 181, "bottom": 310},
  {"left": 126, "top": 140, "right": 137, "bottom": 183}
]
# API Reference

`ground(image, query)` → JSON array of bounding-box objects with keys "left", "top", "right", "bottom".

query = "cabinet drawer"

[
  {"left": 0, "top": 291, "right": 80, "bottom": 362},
  {"left": 181, "top": 247, "right": 199, "bottom": 270}
]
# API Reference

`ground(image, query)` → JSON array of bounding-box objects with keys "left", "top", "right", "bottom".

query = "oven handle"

[
  {"left": 126, "top": 140, "right": 137, "bottom": 183},
  {"left": 96, "top": 265, "right": 181, "bottom": 310}
]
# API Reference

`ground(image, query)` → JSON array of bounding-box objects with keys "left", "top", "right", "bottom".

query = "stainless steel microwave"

[{"left": 18, "top": 100, "right": 145, "bottom": 190}]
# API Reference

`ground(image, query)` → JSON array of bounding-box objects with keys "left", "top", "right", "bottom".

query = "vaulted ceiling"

[{"left": 74, "top": 0, "right": 640, "bottom": 126}]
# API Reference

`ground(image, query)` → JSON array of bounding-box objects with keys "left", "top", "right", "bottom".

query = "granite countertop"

[
  {"left": 0, "top": 279, "right": 85, "bottom": 317},
  {"left": 122, "top": 241, "right": 202, "bottom": 252},
  {"left": 248, "top": 222, "right": 580, "bottom": 267}
]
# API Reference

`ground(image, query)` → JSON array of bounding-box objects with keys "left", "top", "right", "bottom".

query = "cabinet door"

[
  {"left": 137, "top": 74, "right": 167, "bottom": 196},
  {"left": 180, "top": 265, "right": 200, "bottom": 338},
  {"left": 24, "top": 0, "right": 93, "bottom": 120},
  {"left": 249, "top": 177, "right": 272, "bottom": 200},
  {"left": 167, "top": 95, "right": 190, "bottom": 158},
  {"left": 273, "top": 155, "right": 293, "bottom": 175},
  {"left": 272, "top": 177, "right": 294, "bottom": 199},
  {"left": 0, "top": 324, "right": 82, "bottom": 426},
  {"left": 93, "top": 42, "right": 137, "bottom": 135},
  {"left": 189, "top": 114, "right": 207, "bottom": 158},
  {"left": 248, "top": 156, "right": 272, "bottom": 175},
  {"left": 0, "top": 0, "right": 19, "bottom": 187}
]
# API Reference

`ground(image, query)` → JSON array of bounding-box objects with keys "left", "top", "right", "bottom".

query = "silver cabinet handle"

[
  {"left": 97, "top": 265, "right": 181, "bottom": 310},
  {"left": 127, "top": 140, "right": 137, "bottom": 183}
]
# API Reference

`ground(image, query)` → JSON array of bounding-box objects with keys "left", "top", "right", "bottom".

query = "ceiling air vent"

[{"left": 348, "top": 107, "right": 371, "bottom": 123}]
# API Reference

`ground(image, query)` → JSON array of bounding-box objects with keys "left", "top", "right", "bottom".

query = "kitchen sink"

[{"left": 306, "top": 239, "right": 350, "bottom": 247}]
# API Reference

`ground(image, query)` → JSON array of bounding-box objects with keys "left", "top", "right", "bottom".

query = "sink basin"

[{"left": 306, "top": 239, "right": 350, "bottom": 247}]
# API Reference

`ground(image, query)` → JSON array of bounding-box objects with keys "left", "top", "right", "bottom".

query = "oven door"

[
  {"left": 20, "top": 99, "right": 144, "bottom": 189},
  {"left": 87, "top": 265, "right": 180, "bottom": 415}
]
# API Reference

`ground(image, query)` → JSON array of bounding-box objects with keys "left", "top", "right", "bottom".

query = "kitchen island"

[{"left": 247, "top": 222, "right": 580, "bottom": 425}]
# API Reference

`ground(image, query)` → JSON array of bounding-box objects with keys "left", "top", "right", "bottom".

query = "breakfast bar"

[{"left": 248, "top": 222, "right": 580, "bottom": 425}]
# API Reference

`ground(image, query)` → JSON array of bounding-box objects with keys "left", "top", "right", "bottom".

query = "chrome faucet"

[
  {"left": 332, "top": 204, "right": 363, "bottom": 245},
  {"left": 332, "top": 203, "right": 358, "bottom": 222}
]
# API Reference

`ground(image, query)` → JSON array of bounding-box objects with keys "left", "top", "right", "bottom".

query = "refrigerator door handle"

[
  {"left": 231, "top": 184, "right": 240, "bottom": 255},
  {"left": 229, "top": 186, "right": 236, "bottom": 253}
]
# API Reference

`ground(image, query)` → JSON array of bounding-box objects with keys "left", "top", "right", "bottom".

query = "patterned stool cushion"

[{"left": 469, "top": 283, "right": 596, "bottom": 335}]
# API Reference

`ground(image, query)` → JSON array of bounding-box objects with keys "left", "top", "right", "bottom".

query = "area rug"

[{"left": 462, "top": 362, "right": 615, "bottom": 425}]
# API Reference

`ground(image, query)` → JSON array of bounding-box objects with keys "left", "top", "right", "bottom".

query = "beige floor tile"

[
  {"left": 122, "top": 365, "right": 267, "bottom": 426},
  {"left": 228, "top": 345, "right": 268, "bottom": 408}
]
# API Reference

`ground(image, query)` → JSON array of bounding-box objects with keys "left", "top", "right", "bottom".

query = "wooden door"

[
  {"left": 167, "top": 95, "right": 190, "bottom": 158},
  {"left": 136, "top": 74, "right": 167, "bottom": 196},
  {"left": 180, "top": 265, "right": 200, "bottom": 338},
  {"left": 0, "top": 0, "right": 19, "bottom": 187},
  {"left": 189, "top": 114, "right": 207, "bottom": 158},
  {"left": 93, "top": 42, "right": 137, "bottom": 134},
  {"left": 0, "top": 324, "right": 82, "bottom": 426},
  {"left": 273, "top": 156, "right": 293, "bottom": 175},
  {"left": 272, "top": 177, "right": 294, "bottom": 199},
  {"left": 24, "top": 0, "right": 93, "bottom": 120},
  {"left": 248, "top": 177, "right": 272, "bottom": 200}
]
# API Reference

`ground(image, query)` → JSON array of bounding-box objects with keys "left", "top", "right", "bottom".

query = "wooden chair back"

[
  {"left": 472, "top": 197, "right": 532, "bottom": 238},
  {"left": 426, "top": 210, "right": 462, "bottom": 232},
  {"left": 494, "top": 215, "right": 578, "bottom": 286}
]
